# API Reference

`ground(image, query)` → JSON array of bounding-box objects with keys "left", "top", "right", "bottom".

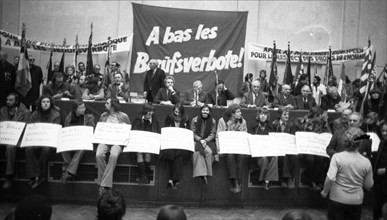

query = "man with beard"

[
  {"left": 0, "top": 51, "right": 16, "bottom": 108},
  {"left": 22, "top": 55, "right": 43, "bottom": 111},
  {"left": 312, "top": 76, "right": 326, "bottom": 106},
  {"left": 0, "top": 93, "right": 31, "bottom": 189}
]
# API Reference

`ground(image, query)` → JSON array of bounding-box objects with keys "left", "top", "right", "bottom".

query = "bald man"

[
  {"left": 143, "top": 59, "right": 166, "bottom": 103},
  {"left": 240, "top": 80, "right": 270, "bottom": 108},
  {"left": 183, "top": 80, "right": 209, "bottom": 107},
  {"left": 293, "top": 85, "right": 316, "bottom": 110},
  {"left": 272, "top": 84, "right": 295, "bottom": 109},
  {"left": 0, "top": 51, "right": 16, "bottom": 108}
]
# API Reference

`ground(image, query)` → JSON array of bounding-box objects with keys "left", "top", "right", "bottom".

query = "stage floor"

[{"left": 0, "top": 202, "right": 373, "bottom": 220}]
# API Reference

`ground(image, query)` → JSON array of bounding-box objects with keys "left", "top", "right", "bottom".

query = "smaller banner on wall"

[
  {"left": 248, "top": 42, "right": 365, "bottom": 63},
  {"left": 0, "top": 29, "right": 133, "bottom": 55}
]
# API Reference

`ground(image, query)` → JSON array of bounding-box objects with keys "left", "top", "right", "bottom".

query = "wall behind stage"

[{"left": 1, "top": 0, "right": 386, "bottom": 86}]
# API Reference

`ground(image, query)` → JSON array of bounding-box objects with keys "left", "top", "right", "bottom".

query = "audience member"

[
  {"left": 161, "top": 104, "right": 191, "bottom": 189},
  {"left": 77, "top": 62, "right": 86, "bottom": 76},
  {"left": 0, "top": 93, "right": 31, "bottom": 189},
  {"left": 78, "top": 75, "right": 88, "bottom": 95},
  {"left": 373, "top": 122, "right": 387, "bottom": 220},
  {"left": 13, "top": 56, "right": 19, "bottom": 68},
  {"left": 83, "top": 76, "right": 105, "bottom": 101},
  {"left": 361, "top": 112, "right": 379, "bottom": 134},
  {"left": 272, "top": 84, "right": 295, "bottom": 109},
  {"left": 258, "top": 70, "right": 269, "bottom": 97},
  {"left": 26, "top": 94, "right": 61, "bottom": 188},
  {"left": 321, "top": 127, "right": 373, "bottom": 220},
  {"left": 191, "top": 104, "right": 217, "bottom": 184},
  {"left": 183, "top": 80, "right": 209, "bottom": 107},
  {"left": 154, "top": 76, "right": 180, "bottom": 105},
  {"left": 216, "top": 104, "right": 247, "bottom": 193},
  {"left": 331, "top": 108, "right": 352, "bottom": 133},
  {"left": 131, "top": 103, "right": 161, "bottom": 185},
  {"left": 43, "top": 72, "right": 80, "bottom": 100},
  {"left": 240, "top": 80, "right": 270, "bottom": 108},
  {"left": 156, "top": 205, "right": 187, "bottom": 220},
  {"left": 106, "top": 72, "right": 130, "bottom": 102},
  {"left": 143, "top": 59, "right": 166, "bottom": 103},
  {"left": 96, "top": 98, "right": 131, "bottom": 195},
  {"left": 293, "top": 85, "right": 316, "bottom": 110},
  {"left": 22, "top": 55, "right": 43, "bottom": 111},
  {"left": 61, "top": 100, "right": 95, "bottom": 183},
  {"left": 0, "top": 51, "right": 16, "bottom": 108},
  {"left": 321, "top": 86, "right": 341, "bottom": 111},
  {"left": 365, "top": 88, "right": 384, "bottom": 118},
  {"left": 239, "top": 73, "right": 253, "bottom": 97},
  {"left": 12, "top": 194, "right": 52, "bottom": 220},
  {"left": 64, "top": 64, "right": 78, "bottom": 85},
  {"left": 294, "top": 74, "right": 308, "bottom": 96},
  {"left": 208, "top": 80, "right": 235, "bottom": 107},
  {"left": 312, "top": 76, "right": 326, "bottom": 106},
  {"left": 97, "top": 190, "right": 126, "bottom": 220}
]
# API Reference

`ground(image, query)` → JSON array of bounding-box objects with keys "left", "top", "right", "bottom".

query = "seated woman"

[
  {"left": 131, "top": 103, "right": 161, "bottom": 185},
  {"left": 82, "top": 76, "right": 105, "bottom": 101},
  {"left": 64, "top": 64, "right": 78, "bottom": 85},
  {"left": 61, "top": 100, "right": 95, "bottom": 183},
  {"left": 25, "top": 94, "right": 61, "bottom": 188},
  {"left": 161, "top": 104, "right": 191, "bottom": 189},
  {"left": 294, "top": 107, "right": 331, "bottom": 190},
  {"left": 216, "top": 104, "right": 247, "bottom": 193},
  {"left": 248, "top": 106, "right": 278, "bottom": 190},
  {"left": 191, "top": 104, "right": 217, "bottom": 184}
]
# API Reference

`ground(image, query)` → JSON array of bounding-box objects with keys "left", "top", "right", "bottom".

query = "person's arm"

[
  {"left": 204, "top": 118, "right": 217, "bottom": 143},
  {"left": 94, "top": 88, "right": 105, "bottom": 100},
  {"left": 321, "top": 155, "right": 338, "bottom": 198},
  {"left": 153, "top": 89, "right": 163, "bottom": 104},
  {"left": 224, "top": 89, "right": 235, "bottom": 100},
  {"left": 118, "top": 85, "right": 130, "bottom": 102},
  {"left": 82, "top": 89, "right": 92, "bottom": 100},
  {"left": 326, "top": 133, "right": 337, "bottom": 157},
  {"left": 191, "top": 117, "right": 201, "bottom": 142},
  {"left": 363, "top": 162, "right": 374, "bottom": 190}
]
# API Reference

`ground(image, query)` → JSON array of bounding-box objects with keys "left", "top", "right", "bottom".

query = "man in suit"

[
  {"left": 143, "top": 59, "right": 166, "bottom": 103},
  {"left": 321, "top": 86, "right": 341, "bottom": 111},
  {"left": 183, "top": 80, "right": 209, "bottom": 107},
  {"left": 153, "top": 76, "right": 180, "bottom": 105},
  {"left": 106, "top": 72, "right": 130, "bottom": 102},
  {"left": 272, "top": 84, "right": 295, "bottom": 109},
  {"left": 240, "top": 80, "right": 269, "bottom": 108},
  {"left": 208, "top": 80, "right": 235, "bottom": 107},
  {"left": 293, "top": 85, "right": 316, "bottom": 110},
  {"left": 331, "top": 108, "right": 352, "bottom": 133}
]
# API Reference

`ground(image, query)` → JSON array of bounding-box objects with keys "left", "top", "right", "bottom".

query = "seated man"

[
  {"left": 240, "top": 80, "right": 269, "bottom": 108},
  {"left": 272, "top": 84, "right": 295, "bottom": 109},
  {"left": 106, "top": 72, "right": 130, "bottom": 102},
  {"left": 43, "top": 72, "right": 81, "bottom": 100},
  {"left": 293, "top": 85, "right": 316, "bottom": 110},
  {"left": 0, "top": 93, "right": 31, "bottom": 189},
  {"left": 183, "top": 80, "right": 209, "bottom": 107},
  {"left": 321, "top": 86, "right": 341, "bottom": 111},
  {"left": 208, "top": 80, "right": 235, "bottom": 107},
  {"left": 153, "top": 76, "right": 181, "bottom": 105}
]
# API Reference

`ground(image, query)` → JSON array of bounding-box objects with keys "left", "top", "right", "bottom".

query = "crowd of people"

[{"left": 1, "top": 51, "right": 387, "bottom": 220}]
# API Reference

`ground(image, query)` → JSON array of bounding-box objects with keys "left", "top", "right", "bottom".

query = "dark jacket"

[
  {"left": 208, "top": 89, "right": 235, "bottom": 106},
  {"left": 321, "top": 94, "right": 341, "bottom": 110},
  {"left": 240, "top": 91, "right": 269, "bottom": 108},
  {"left": 64, "top": 112, "right": 95, "bottom": 127},
  {"left": 183, "top": 91, "right": 210, "bottom": 106},
  {"left": 0, "top": 103, "right": 31, "bottom": 122},
  {"left": 153, "top": 87, "right": 181, "bottom": 105},
  {"left": 273, "top": 94, "right": 295, "bottom": 108},
  {"left": 143, "top": 68, "right": 166, "bottom": 101},
  {"left": 293, "top": 95, "right": 317, "bottom": 110}
]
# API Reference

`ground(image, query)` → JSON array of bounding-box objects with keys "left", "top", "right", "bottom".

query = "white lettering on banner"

[
  {"left": 20, "top": 123, "right": 62, "bottom": 148},
  {"left": 133, "top": 48, "right": 244, "bottom": 74},
  {"left": 0, "top": 121, "right": 26, "bottom": 146},
  {"left": 92, "top": 122, "right": 132, "bottom": 146},
  {"left": 295, "top": 132, "right": 332, "bottom": 158},
  {"left": 145, "top": 26, "right": 160, "bottom": 46}
]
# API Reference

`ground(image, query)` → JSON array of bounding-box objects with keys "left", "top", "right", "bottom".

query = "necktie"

[{"left": 304, "top": 98, "right": 308, "bottom": 109}]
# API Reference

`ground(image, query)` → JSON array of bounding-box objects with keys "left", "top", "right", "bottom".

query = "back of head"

[
  {"left": 15, "top": 194, "right": 52, "bottom": 220},
  {"left": 156, "top": 205, "right": 187, "bottom": 220},
  {"left": 97, "top": 190, "right": 126, "bottom": 220},
  {"left": 281, "top": 210, "right": 312, "bottom": 220}
]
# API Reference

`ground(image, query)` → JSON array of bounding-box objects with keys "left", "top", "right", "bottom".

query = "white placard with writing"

[
  {"left": 21, "top": 123, "right": 62, "bottom": 148},
  {"left": 218, "top": 131, "right": 250, "bottom": 155},
  {"left": 268, "top": 133, "right": 297, "bottom": 155},
  {"left": 0, "top": 121, "right": 26, "bottom": 146},
  {"left": 160, "top": 127, "right": 194, "bottom": 152},
  {"left": 249, "top": 135, "right": 282, "bottom": 157},
  {"left": 57, "top": 126, "right": 94, "bottom": 153},
  {"left": 296, "top": 132, "right": 332, "bottom": 158},
  {"left": 92, "top": 122, "right": 132, "bottom": 146},
  {"left": 124, "top": 130, "right": 161, "bottom": 154},
  {"left": 367, "top": 132, "right": 380, "bottom": 152}
]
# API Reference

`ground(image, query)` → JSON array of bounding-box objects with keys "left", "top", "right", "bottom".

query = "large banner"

[
  {"left": 130, "top": 3, "right": 248, "bottom": 95},
  {"left": 0, "top": 29, "right": 133, "bottom": 55},
  {"left": 248, "top": 42, "right": 365, "bottom": 63}
]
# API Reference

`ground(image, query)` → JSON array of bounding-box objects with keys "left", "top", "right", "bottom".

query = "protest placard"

[
  {"left": 57, "top": 126, "right": 94, "bottom": 153},
  {"left": 0, "top": 121, "right": 26, "bottom": 146},
  {"left": 296, "top": 132, "right": 332, "bottom": 157},
  {"left": 20, "top": 123, "right": 62, "bottom": 148},
  {"left": 160, "top": 127, "right": 194, "bottom": 152},
  {"left": 124, "top": 130, "right": 161, "bottom": 154},
  {"left": 92, "top": 122, "right": 132, "bottom": 146},
  {"left": 248, "top": 135, "right": 282, "bottom": 157},
  {"left": 218, "top": 131, "right": 250, "bottom": 155},
  {"left": 268, "top": 133, "right": 297, "bottom": 155}
]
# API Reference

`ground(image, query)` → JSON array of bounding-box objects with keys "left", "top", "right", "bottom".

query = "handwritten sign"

[
  {"left": 296, "top": 132, "right": 332, "bottom": 157},
  {"left": 249, "top": 135, "right": 282, "bottom": 157},
  {"left": 268, "top": 133, "right": 297, "bottom": 155},
  {"left": 20, "top": 123, "right": 62, "bottom": 148},
  {"left": 124, "top": 130, "right": 161, "bottom": 154},
  {"left": 57, "top": 126, "right": 94, "bottom": 153},
  {"left": 160, "top": 127, "right": 194, "bottom": 152},
  {"left": 367, "top": 132, "right": 380, "bottom": 152},
  {"left": 0, "top": 121, "right": 26, "bottom": 146},
  {"left": 92, "top": 122, "right": 131, "bottom": 146},
  {"left": 218, "top": 131, "right": 250, "bottom": 155}
]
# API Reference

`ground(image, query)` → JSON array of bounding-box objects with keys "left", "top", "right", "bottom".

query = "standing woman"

[
  {"left": 191, "top": 104, "right": 217, "bottom": 184},
  {"left": 61, "top": 100, "right": 95, "bottom": 183},
  {"left": 25, "top": 94, "right": 61, "bottom": 188},
  {"left": 248, "top": 106, "right": 278, "bottom": 190},
  {"left": 131, "top": 103, "right": 161, "bottom": 185},
  {"left": 321, "top": 127, "right": 373, "bottom": 220},
  {"left": 216, "top": 104, "right": 247, "bottom": 193},
  {"left": 161, "top": 104, "right": 191, "bottom": 189},
  {"left": 239, "top": 73, "right": 253, "bottom": 97},
  {"left": 373, "top": 121, "right": 387, "bottom": 220}
]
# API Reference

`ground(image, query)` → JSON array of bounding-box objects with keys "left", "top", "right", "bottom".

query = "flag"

[
  {"left": 268, "top": 41, "right": 278, "bottom": 102},
  {"left": 324, "top": 46, "right": 333, "bottom": 86},
  {"left": 46, "top": 50, "right": 53, "bottom": 84},
  {"left": 282, "top": 42, "right": 293, "bottom": 85},
  {"left": 74, "top": 35, "right": 79, "bottom": 71},
  {"left": 104, "top": 36, "right": 112, "bottom": 87},
  {"left": 338, "top": 63, "right": 346, "bottom": 101},
  {"left": 294, "top": 53, "right": 304, "bottom": 83},
  {"left": 15, "top": 24, "right": 32, "bottom": 97},
  {"left": 58, "top": 38, "right": 66, "bottom": 73},
  {"left": 86, "top": 23, "right": 94, "bottom": 76},
  {"left": 359, "top": 40, "right": 373, "bottom": 95},
  {"left": 360, "top": 51, "right": 376, "bottom": 114},
  {"left": 376, "top": 64, "right": 387, "bottom": 87},
  {"left": 306, "top": 55, "right": 312, "bottom": 87}
]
